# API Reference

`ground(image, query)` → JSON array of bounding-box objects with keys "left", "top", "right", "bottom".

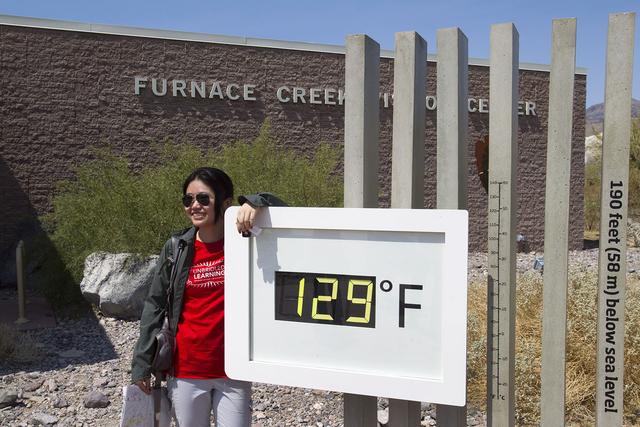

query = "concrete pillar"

[
  {"left": 344, "top": 34, "right": 380, "bottom": 209},
  {"left": 540, "top": 18, "right": 576, "bottom": 427},
  {"left": 436, "top": 27, "right": 469, "bottom": 211},
  {"left": 486, "top": 22, "right": 518, "bottom": 427},
  {"left": 595, "top": 12, "right": 636, "bottom": 427},
  {"left": 435, "top": 27, "right": 469, "bottom": 427},
  {"left": 391, "top": 31, "right": 426, "bottom": 209},
  {"left": 388, "top": 31, "right": 426, "bottom": 427},
  {"left": 343, "top": 34, "right": 380, "bottom": 427}
]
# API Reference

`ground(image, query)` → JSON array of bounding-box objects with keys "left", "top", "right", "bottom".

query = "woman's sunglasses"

[{"left": 182, "top": 192, "right": 212, "bottom": 207}]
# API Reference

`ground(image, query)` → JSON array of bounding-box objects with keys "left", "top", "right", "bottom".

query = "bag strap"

[
  {"left": 165, "top": 236, "right": 186, "bottom": 326},
  {"left": 152, "top": 376, "right": 162, "bottom": 427}
]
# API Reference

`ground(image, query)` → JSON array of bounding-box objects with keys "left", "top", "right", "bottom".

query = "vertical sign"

[
  {"left": 596, "top": 12, "right": 636, "bottom": 426},
  {"left": 435, "top": 26, "right": 469, "bottom": 427},
  {"left": 540, "top": 18, "right": 576, "bottom": 427},
  {"left": 486, "top": 23, "right": 518, "bottom": 427},
  {"left": 343, "top": 33, "right": 380, "bottom": 427},
  {"left": 389, "top": 30, "right": 426, "bottom": 427}
]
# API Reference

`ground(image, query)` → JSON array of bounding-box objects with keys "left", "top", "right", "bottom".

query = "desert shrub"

[
  {"left": 466, "top": 271, "right": 640, "bottom": 425},
  {"left": 584, "top": 158, "right": 602, "bottom": 231},
  {"left": 585, "top": 118, "right": 640, "bottom": 230},
  {"left": 631, "top": 118, "right": 640, "bottom": 170},
  {"left": 40, "top": 121, "right": 342, "bottom": 308},
  {"left": 216, "top": 121, "right": 343, "bottom": 208},
  {"left": 629, "top": 119, "right": 640, "bottom": 220}
]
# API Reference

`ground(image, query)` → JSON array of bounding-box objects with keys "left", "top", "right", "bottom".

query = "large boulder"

[{"left": 80, "top": 252, "right": 158, "bottom": 319}]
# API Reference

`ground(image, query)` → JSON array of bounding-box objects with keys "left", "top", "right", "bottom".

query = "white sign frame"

[{"left": 224, "top": 207, "right": 468, "bottom": 405}]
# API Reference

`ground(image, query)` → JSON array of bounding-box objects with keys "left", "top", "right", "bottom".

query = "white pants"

[{"left": 167, "top": 377, "right": 251, "bottom": 427}]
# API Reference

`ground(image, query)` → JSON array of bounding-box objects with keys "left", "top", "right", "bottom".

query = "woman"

[{"left": 131, "top": 167, "right": 285, "bottom": 426}]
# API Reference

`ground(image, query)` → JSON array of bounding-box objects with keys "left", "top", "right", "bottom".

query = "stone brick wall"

[{"left": 0, "top": 23, "right": 585, "bottom": 256}]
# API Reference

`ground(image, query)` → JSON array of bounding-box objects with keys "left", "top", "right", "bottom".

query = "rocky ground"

[
  {"left": 0, "top": 311, "right": 481, "bottom": 427},
  {"left": 1, "top": 248, "right": 638, "bottom": 427}
]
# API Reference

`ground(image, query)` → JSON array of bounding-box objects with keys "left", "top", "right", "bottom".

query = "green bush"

[
  {"left": 584, "top": 158, "right": 602, "bottom": 231},
  {"left": 216, "top": 121, "right": 343, "bottom": 208},
  {"left": 629, "top": 119, "right": 640, "bottom": 220},
  {"left": 40, "top": 121, "right": 342, "bottom": 309},
  {"left": 631, "top": 119, "right": 640, "bottom": 170}
]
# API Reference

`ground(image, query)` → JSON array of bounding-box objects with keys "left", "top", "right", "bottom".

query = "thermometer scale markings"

[{"left": 489, "top": 180, "right": 509, "bottom": 401}]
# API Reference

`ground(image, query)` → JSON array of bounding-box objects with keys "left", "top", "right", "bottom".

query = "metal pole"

[{"left": 16, "top": 240, "right": 29, "bottom": 324}]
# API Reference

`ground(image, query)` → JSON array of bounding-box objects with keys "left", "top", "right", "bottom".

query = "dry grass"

[
  {"left": 583, "top": 229, "right": 599, "bottom": 241},
  {"left": 467, "top": 269, "right": 640, "bottom": 425},
  {"left": 0, "top": 324, "right": 43, "bottom": 364}
]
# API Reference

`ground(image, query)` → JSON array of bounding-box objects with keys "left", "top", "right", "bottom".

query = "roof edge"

[{"left": 0, "top": 14, "right": 588, "bottom": 75}]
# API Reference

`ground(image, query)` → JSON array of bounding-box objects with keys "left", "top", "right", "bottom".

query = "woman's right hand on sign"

[{"left": 236, "top": 202, "right": 259, "bottom": 234}]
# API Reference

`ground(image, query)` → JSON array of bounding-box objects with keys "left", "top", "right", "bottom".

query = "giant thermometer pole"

[{"left": 486, "top": 23, "right": 518, "bottom": 427}]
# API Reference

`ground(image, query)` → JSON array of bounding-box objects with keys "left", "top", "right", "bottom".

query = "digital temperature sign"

[
  {"left": 224, "top": 207, "right": 468, "bottom": 405},
  {"left": 275, "top": 271, "right": 376, "bottom": 328}
]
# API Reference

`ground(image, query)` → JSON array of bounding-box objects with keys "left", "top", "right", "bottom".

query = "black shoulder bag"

[{"left": 151, "top": 237, "right": 186, "bottom": 377}]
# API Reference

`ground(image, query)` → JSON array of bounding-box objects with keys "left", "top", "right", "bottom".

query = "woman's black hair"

[{"left": 182, "top": 167, "right": 234, "bottom": 223}]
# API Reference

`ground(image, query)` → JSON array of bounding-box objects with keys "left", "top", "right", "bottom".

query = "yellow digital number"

[
  {"left": 346, "top": 279, "right": 373, "bottom": 323},
  {"left": 297, "top": 277, "right": 304, "bottom": 316},
  {"left": 311, "top": 277, "right": 338, "bottom": 320}
]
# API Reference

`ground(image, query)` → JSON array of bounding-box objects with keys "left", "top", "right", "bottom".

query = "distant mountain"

[{"left": 586, "top": 98, "right": 640, "bottom": 136}]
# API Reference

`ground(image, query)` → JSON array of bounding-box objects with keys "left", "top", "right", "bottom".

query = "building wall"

[{"left": 0, "top": 22, "right": 585, "bottom": 255}]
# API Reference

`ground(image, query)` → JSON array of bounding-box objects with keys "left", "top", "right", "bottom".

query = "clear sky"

[{"left": 0, "top": 0, "right": 638, "bottom": 107}]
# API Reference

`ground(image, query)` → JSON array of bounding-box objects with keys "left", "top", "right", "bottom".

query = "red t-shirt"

[{"left": 173, "top": 238, "right": 226, "bottom": 378}]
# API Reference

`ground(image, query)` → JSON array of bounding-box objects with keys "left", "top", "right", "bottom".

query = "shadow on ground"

[
  {"left": 583, "top": 238, "right": 600, "bottom": 250},
  {"left": 0, "top": 290, "right": 119, "bottom": 376},
  {"left": 0, "top": 156, "right": 120, "bottom": 376}
]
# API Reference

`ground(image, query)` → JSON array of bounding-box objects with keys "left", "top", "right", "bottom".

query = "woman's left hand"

[{"left": 236, "top": 203, "right": 259, "bottom": 234}]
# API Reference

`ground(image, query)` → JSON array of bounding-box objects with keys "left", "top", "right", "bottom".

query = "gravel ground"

[{"left": 1, "top": 248, "right": 638, "bottom": 427}]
